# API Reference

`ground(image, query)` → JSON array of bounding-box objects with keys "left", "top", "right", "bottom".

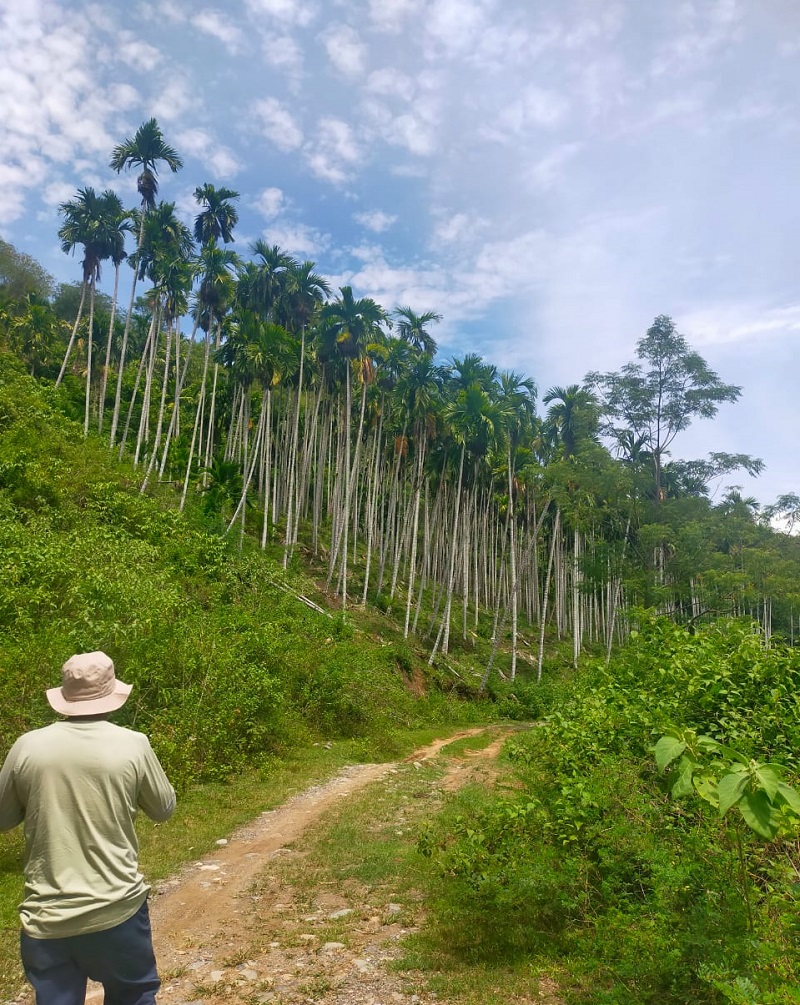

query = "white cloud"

[
  {"left": 118, "top": 36, "right": 162, "bottom": 72},
  {"left": 191, "top": 9, "right": 244, "bottom": 52},
  {"left": 677, "top": 304, "right": 800, "bottom": 347},
  {"left": 368, "top": 0, "right": 424, "bottom": 33},
  {"left": 150, "top": 74, "right": 195, "bottom": 122},
  {"left": 424, "top": 0, "right": 492, "bottom": 57},
  {"left": 651, "top": 0, "right": 744, "bottom": 77},
  {"left": 252, "top": 186, "right": 285, "bottom": 219},
  {"left": 322, "top": 24, "right": 366, "bottom": 78},
  {"left": 245, "top": 0, "right": 316, "bottom": 28},
  {"left": 526, "top": 142, "right": 583, "bottom": 189},
  {"left": 174, "top": 128, "right": 241, "bottom": 178},
  {"left": 354, "top": 210, "right": 397, "bottom": 232},
  {"left": 366, "top": 68, "right": 415, "bottom": 101},
  {"left": 42, "top": 180, "right": 78, "bottom": 208},
  {"left": 432, "top": 212, "right": 487, "bottom": 245},
  {"left": 253, "top": 97, "right": 304, "bottom": 151},
  {"left": 262, "top": 32, "right": 304, "bottom": 81},
  {"left": 262, "top": 221, "right": 329, "bottom": 257},
  {"left": 138, "top": 0, "right": 188, "bottom": 25},
  {"left": 485, "top": 85, "right": 568, "bottom": 141},
  {"left": 305, "top": 117, "right": 361, "bottom": 184}
]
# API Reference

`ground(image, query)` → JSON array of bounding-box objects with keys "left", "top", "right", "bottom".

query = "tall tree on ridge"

[
  {"left": 108, "top": 118, "right": 182, "bottom": 447},
  {"left": 193, "top": 184, "right": 240, "bottom": 246},
  {"left": 319, "top": 285, "right": 390, "bottom": 609},
  {"left": 96, "top": 193, "right": 132, "bottom": 433},
  {"left": 393, "top": 306, "right": 442, "bottom": 356},
  {"left": 56, "top": 187, "right": 123, "bottom": 435},
  {"left": 587, "top": 315, "right": 741, "bottom": 507},
  {"left": 281, "top": 261, "right": 331, "bottom": 566}
]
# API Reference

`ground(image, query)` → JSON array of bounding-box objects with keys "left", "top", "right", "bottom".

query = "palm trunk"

[
  {"left": 98, "top": 261, "right": 121, "bottom": 432},
  {"left": 56, "top": 280, "right": 87, "bottom": 387}
]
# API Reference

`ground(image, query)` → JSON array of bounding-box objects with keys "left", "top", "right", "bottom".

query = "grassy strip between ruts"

[{"left": 0, "top": 724, "right": 483, "bottom": 1001}]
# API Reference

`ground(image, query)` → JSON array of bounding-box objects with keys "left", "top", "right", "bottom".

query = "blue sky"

[{"left": 1, "top": 0, "right": 798, "bottom": 506}]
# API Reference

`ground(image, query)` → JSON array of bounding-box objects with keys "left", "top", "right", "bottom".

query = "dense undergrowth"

[
  {"left": 419, "top": 617, "right": 800, "bottom": 1004},
  {"left": 0, "top": 351, "right": 488, "bottom": 788}
]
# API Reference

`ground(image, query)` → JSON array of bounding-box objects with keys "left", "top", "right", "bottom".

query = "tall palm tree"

[
  {"left": 495, "top": 370, "right": 537, "bottom": 679},
  {"left": 109, "top": 118, "right": 182, "bottom": 447},
  {"left": 281, "top": 261, "right": 331, "bottom": 566},
  {"left": 56, "top": 187, "right": 106, "bottom": 389},
  {"left": 241, "top": 242, "right": 295, "bottom": 320},
  {"left": 543, "top": 384, "right": 598, "bottom": 459},
  {"left": 431, "top": 382, "right": 504, "bottom": 658},
  {"left": 57, "top": 188, "right": 126, "bottom": 434},
  {"left": 319, "top": 286, "right": 390, "bottom": 608},
  {"left": 179, "top": 245, "right": 238, "bottom": 510},
  {"left": 193, "top": 184, "right": 240, "bottom": 246},
  {"left": 393, "top": 306, "right": 442, "bottom": 356},
  {"left": 118, "top": 204, "right": 194, "bottom": 460},
  {"left": 97, "top": 193, "right": 132, "bottom": 433}
]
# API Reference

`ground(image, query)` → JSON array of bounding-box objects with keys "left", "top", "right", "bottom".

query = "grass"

[{"left": 0, "top": 723, "right": 485, "bottom": 1000}]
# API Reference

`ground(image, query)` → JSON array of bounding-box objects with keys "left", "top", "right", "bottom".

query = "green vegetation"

[{"left": 419, "top": 616, "right": 800, "bottom": 1003}]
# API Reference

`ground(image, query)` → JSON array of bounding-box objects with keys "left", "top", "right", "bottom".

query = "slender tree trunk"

[
  {"left": 56, "top": 280, "right": 87, "bottom": 387},
  {"left": 98, "top": 261, "right": 121, "bottom": 432},
  {"left": 537, "top": 507, "right": 561, "bottom": 682},
  {"left": 83, "top": 273, "right": 96, "bottom": 437},
  {"left": 110, "top": 214, "right": 146, "bottom": 446}
]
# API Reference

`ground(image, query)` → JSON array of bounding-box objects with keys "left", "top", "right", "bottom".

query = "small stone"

[
  {"left": 353, "top": 958, "right": 371, "bottom": 973},
  {"left": 321, "top": 941, "right": 346, "bottom": 952},
  {"left": 268, "top": 942, "right": 280, "bottom": 948},
  {"left": 239, "top": 969, "right": 258, "bottom": 981},
  {"left": 199, "top": 864, "right": 220, "bottom": 872},
  {"left": 209, "top": 970, "right": 225, "bottom": 982},
  {"left": 215, "top": 838, "right": 228, "bottom": 846},
  {"left": 387, "top": 903, "right": 402, "bottom": 914},
  {"left": 328, "top": 908, "right": 353, "bottom": 919},
  {"left": 298, "top": 934, "right": 316, "bottom": 941}
]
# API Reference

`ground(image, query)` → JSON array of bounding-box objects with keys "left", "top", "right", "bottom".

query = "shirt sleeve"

[
  {"left": 137, "top": 736, "right": 176, "bottom": 823},
  {"left": 0, "top": 741, "right": 25, "bottom": 831}
]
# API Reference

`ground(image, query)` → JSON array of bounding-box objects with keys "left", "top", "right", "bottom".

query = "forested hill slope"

[{"left": 0, "top": 352, "right": 481, "bottom": 786}]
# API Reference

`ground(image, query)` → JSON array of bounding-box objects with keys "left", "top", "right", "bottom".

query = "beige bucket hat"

[{"left": 46, "top": 652, "right": 132, "bottom": 716}]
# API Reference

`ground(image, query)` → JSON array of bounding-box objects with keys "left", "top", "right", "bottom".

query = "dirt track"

[{"left": 79, "top": 727, "right": 502, "bottom": 1005}]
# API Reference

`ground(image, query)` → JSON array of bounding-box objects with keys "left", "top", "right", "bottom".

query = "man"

[{"left": 0, "top": 651, "right": 176, "bottom": 1005}]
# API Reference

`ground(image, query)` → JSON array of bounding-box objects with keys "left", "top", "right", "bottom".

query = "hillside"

[{"left": 0, "top": 350, "right": 488, "bottom": 787}]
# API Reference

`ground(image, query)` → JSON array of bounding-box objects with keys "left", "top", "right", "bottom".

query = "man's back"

[{"left": 1, "top": 719, "right": 175, "bottom": 939}]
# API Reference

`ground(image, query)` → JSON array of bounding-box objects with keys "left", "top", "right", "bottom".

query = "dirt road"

[{"left": 81, "top": 727, "right": 505, "bottom": 1005}]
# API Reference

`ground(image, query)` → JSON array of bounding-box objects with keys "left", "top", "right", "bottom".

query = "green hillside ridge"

[{"left": 0, "top": 349, "right": 490, "bottom": 784}]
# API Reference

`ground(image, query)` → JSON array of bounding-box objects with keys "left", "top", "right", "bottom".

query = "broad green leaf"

[
  {"left": 693, "top": 774, "right": 719, "bottom": 808},
  {"left": 776, "top": 782, "right": 800, "bottom": 816},
  {"left": 754, "top": 765, "right": 781, "bottom": 801},
  {"left": 655, "top": 736, "right": 686, "bottom": 773},
  {"left": 738, "top": 790, "right": 780, "bottom": 840},
  {"left": 714, "top": 743, "right": 749, "bottom": 766},
  {"left": 671, "top": 758, "right": 695, "bottom": 798},
  {"left": 696, "top": 736, "right": 721, "bottom": 754},
  {"left": 718, "top": 771, "right": 750, "bottom": 817}
]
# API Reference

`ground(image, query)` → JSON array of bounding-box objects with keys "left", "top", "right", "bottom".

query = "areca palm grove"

[{"left": 5, "top": 118, "right": 799, "bottom": 683}]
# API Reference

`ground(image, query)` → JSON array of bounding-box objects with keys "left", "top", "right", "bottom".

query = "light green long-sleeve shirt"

[{"left": 0, "top": 720, "right": 175, "bottom": 939}]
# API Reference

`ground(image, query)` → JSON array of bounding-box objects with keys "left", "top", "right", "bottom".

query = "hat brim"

[{"left": 46, "top": 680, "right": 132, "bottom": 716}]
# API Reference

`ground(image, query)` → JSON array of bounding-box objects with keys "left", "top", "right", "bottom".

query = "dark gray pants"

[{"left": 20, "top": 900, "right": 159, "bottom": 1005}]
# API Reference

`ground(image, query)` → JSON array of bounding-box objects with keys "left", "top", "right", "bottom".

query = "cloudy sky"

[{"left": 1, "top": 0, "right": 798, "bottom": 505}]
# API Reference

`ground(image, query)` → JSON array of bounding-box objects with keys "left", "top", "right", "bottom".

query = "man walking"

[{"left": 0, "top": 651, "right": 176, "bottom": 1005}]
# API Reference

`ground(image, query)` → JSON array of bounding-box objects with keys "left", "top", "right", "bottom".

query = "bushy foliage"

[{"left": 420, "top": 614, "right": 800, "bottom": 1003}]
